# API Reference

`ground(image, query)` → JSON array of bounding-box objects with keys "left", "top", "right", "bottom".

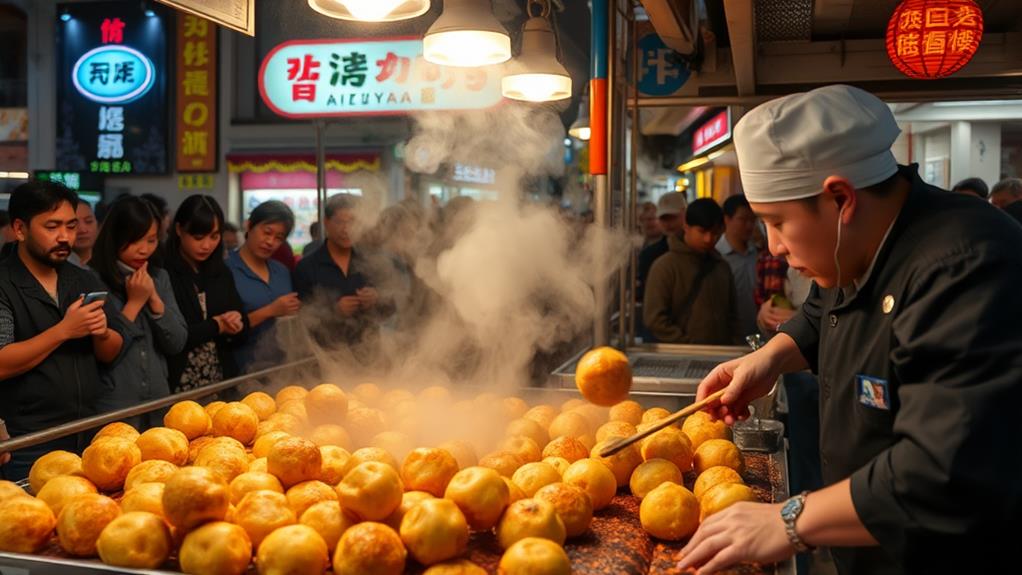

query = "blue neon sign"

[{"left": 71, "top": 45, "right": 154, "bottom": 104}]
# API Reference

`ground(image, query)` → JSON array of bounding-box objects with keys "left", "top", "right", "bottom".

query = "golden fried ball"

[
  {"left": 36, "top": 474, "right": 98, "bottom": 517},
  {"left": 194, "top": 442, "right": 250, "bottom": 483},
  {"left": 640, "top": 427, "right": 694, "bottom": 472},
  {"left": 252, "top": 430, "right": 292, "bottom": 459},
  {"left": 136, "top": 427, "right": 190, "bottom": 465},
  {"left": 267, "top": 436, "right": 322, "bottom": 488},
  {"left": 332, "top": 522, "right": 406, "bottom": 575},
  {"left": 501, "top": 436, "right": 543, "bottom": 464},
  {"left": 162, "top": 466, "right": 229, "bottom": 531},
  {"left": 319, "top": 445, "right": 353, "bottom": 485},
  {"left": 82, "top": 437, "right": 141, "bottom": 492},
  {"left": 399, "top": 498, "right": 469, "bottom": 566},
  {"left": 346, "top": 446, "right": 399, "bottom": 474},
  {"left": 179, "top": 521, "right": 253, "bottom": 575},
  {"left": 693, "top": 465, "right": 745, "bottom": 501},
  {"left": 629, "top": 459, "right": 683, "bottom": 499},
  {"left": 310, "top": 424, "right": 352, "bottom": 450},
  {"left": 478, "top": 451, "right": 525, "bottom": 478},
  {"left": 505, "top": 418, "right": 549, "bottom": 448},
  {"left": 498, "top": 537, "right": 571, "bottom": 575},
  {"left": 699, "top": 482, "right": 757, "bottom": 521},
  {"left": 92, "top": 421, "right": 139, "bottom": 443},
  {"left": 124, "top": 459, "right": 179, "bottom": 491},
  {"left": 274, "top": 385, "right": 308, "bottom": 406},
  {"left": 424, "top": 559, "right": 488, "bottom": 575},
  {"left": 120, "top": 482, "right": 165, "bottom": 518},
  {"left": 29, "top": 450, "right": 83, "bottom": 494},
  {"left": 0, "top": 480, "right": 28, "bottom": 505},
  {"left": 242, "top": 391, "right": 277, "bottom": 421},
  {"left": 352, "top": 383, "right": 383, "bottom": 406},
  {"left": 561, "top": 458, "right": 617, "bottom": 511},
  {"left": 534, "top": 482, "right": 593, "bottom": 538},
  {"left": 96, "top": 511, "right": 171, "bottom": 568},
  {"left": 256, "top": 523, "right": 329, "bottom": 575},
  {"left": 590, "top": 439, "right": 643, "bottom": 488},
  {"left": 437, "top": 440, "right": 478, "bottom": 470},
  {"left": 496, "top": 498, "right": 566, "bottom": 550},
  {"left": 609, "top": 400, "right": 644, "bottom": 426},
  {"left": 681, "top": 410, "right": 731, "bottom": 450},
  {"left": 692, "top": 439, "right": 743, "bottom": 475},
  {"left": 548, "top": 412, "right": 591, "bottom": 442},
  {"left": 336, "top": 461, "right": 403, "bottom": 522},
  {"left": 596, "top": 421, "right": 638, "bottom": 444},
  {"left": 212, "top": 402, "right": 260, "bottom": 446},
  {"left": 300, "top": 500, "right": 357, "bottom": 554},
  {"left": 401, "top": 447, "right": 460, "bottom": 498},
  {"left": 523, "top": 405, "right": 558, "bottom": 430},
  {"left": 383, "top": 490, "right": 434, "bottom": 532},
  {"left": 233, "top": 490, "right": 296, "bottom": 549},
  {"left": 541, "top": 436, "right": 590, "bottom": 463},
  {"left": 229, "top": 472, "right": 284, "bottom": 506},
  {"left": 639, "top": 482, "right": 699, "bottom": 541},
  {"left": 286, "top": 480, "right": 338, "bottom": 518},
  {"left": 444, "top": 466, "right": 510, "bottom": 531},
  {"left": 56, "top": 493, "right": 121, "bottom": 557},
  {"left": 370, "top": 431, "right": 413, "bottom": 461},
  {"left": 305, "top": 383, "right": 349, "bottom": 427},
  {"left": 511, "top": 463, "right": 562, "bottom": 498},
  {"left": 0, "top": 495, "right": 57, "bottom": 553},
  {"left": 164, "top": 401, "right": 212, "bottom": 440}
]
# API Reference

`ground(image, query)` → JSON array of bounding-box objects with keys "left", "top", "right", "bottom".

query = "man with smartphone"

[{"left": 0, "top": 181, "right": 124, "bottom": 481}]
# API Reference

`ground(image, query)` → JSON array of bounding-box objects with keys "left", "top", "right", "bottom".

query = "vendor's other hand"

[
  {"left": 697, "top": 347, "right": 781, "bottom": 425},
  {"left": 338, "top": 296, "right": 361, "bottom": 317},
  {"left": 757, "top": 300, "right": 797, "bottom": 334},
  {"left": 678, "top": 502, "right": 794, "bottom": 574},
  {"left": 356, "top": 287, "right": 378, "bottom": 309}
]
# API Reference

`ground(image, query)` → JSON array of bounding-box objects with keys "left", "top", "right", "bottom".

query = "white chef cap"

[{"left": 734, "top": 85, "right": 901, "bottom": 203}]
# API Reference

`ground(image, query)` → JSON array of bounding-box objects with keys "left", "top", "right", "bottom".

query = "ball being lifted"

[{"left": 574, "top": 346, "right": 632, "bottom": 407}]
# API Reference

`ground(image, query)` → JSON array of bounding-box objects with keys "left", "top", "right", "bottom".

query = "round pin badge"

[{"left": 882, "top": 295, "right": 895, "bottom": 314}]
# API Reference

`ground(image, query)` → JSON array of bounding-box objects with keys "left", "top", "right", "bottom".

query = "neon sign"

[{"left": 72, "top": 45, "right": 155, "bottom": 104}]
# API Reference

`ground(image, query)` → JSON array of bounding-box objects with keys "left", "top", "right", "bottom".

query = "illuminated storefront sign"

[
  {"left": 57, "top": 2, "right": 170, "bottom": 174},
  {"left": 692, "top": 109, "right": 731, "bottom": 156},
  {"left": 176, "top": 13, "right": 218, "bottom": 172},
  {"left": 258, "top": 38, "right": 504, "bottom": 118}
]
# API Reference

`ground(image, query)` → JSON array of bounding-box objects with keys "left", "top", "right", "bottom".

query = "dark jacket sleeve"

[
  {"left": 779, "top": 282, "right": 823, "bottom": 373},
  {"left": 168, "top": 269, "right": 221, "bottom": 350},
  {"left": 147, "top": 270, "right": 187, "bottom": 356},
  {"left": 219, "top": 269, "right": 250, "bottom": 345},
  {"left": 293, "top": 260, "right": 313, "bottom": 301},
  {"left": 848, "top": 249, "right": 1022, "bottom": 562},
  {"left": 643, "top": 258, "right": 684, "bottom": 343},
  {"left": 724, "top": 265, "right": 743, "bottom": 344}
]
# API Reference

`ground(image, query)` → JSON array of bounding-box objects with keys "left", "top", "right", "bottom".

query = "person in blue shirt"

[
  {"left": 89, "top": 197, "right": 187, "bottom": 429},
  {"left": 227, "top": 201, "right": 300, "bottom": 373}
]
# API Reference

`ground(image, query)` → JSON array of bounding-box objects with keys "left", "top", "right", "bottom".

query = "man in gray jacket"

[{"left": 643, "top": 198, "right": 742, "bottom": 345}]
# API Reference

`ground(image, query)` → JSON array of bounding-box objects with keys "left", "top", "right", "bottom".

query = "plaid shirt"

[{"left": 755, "top": 252, "right": 788, "bottom": 307}]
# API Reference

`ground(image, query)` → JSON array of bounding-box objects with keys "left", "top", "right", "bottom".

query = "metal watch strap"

[{"left": 783, "top": 491, "right": 814, "bottom": 553}]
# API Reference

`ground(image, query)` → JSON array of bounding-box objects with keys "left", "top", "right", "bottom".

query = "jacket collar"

[
  {"left": 4, "top": 249, "right": 77, "bottom": 308},
  {"left": 667, "top": 233, "right": 722, "bottom": 261}
]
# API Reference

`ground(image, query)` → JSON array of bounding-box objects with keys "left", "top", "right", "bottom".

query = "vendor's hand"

[
  {"left": 678, "top": 502, "right": 794, "bottom": 574},
  {"left": 59, "top": 297, "right": 107, "bottom": 340},
  {"left": 356, "top": 287, "right": 378, "bottom": 310},
  {"left": 125, "top": 263, "right": 155, "bottom": 305},
  {"left": 337, "top": 296, "right": 361, "bottom": 317},
  {"left": 272, "top": 292, "right": 302, "bottom": 317},
  {"left": 757, "top": 300, "right": 797, "bottom": 334},
  {"left": 0, "top": 419, "right": 10, "bottom": 466},
  {"left": 697, "top": 346, "right": 781, "bottom": 425},
  {"left": 215, "top": 311, "right": 244, "bottom": 335}
]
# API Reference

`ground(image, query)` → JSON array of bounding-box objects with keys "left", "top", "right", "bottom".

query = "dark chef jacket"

[{"left": 780, "top": 165, "right": 1022, "bottom": 574}]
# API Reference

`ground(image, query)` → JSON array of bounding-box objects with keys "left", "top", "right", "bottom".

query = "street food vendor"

[{"left": 680, "top": 85, "right": 1022, "bottom": 574}]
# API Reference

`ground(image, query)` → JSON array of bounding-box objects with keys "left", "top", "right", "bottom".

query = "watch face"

[{"left": 781, "top": 498, "right": 800, "bottom": 520}]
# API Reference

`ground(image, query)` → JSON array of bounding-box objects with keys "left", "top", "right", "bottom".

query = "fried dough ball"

[
  {"left": 639, "top": 482, "right": 699, "bottom": 541},
  {"left": 96, "top": 511, "right": 171, "bottom": 568},
  {"left": 286, "top": 480, "right": 338, "bottom": 518},
  {"left": 498, "top": 537, "right": 571, "bottom": 575},
  {"left": 401, "top": 447, "right": 459, "bottom": 497},
  {"left": 212, "top": 402, "right": 260, "bottom": 446},
  {"left": 120, "top": 482, "right": 165, "bottom": 517},
  {"left": 82, "top": 437, "right": 141, "bottom": 492},
  {"left": 534, "top": 482, "right": 593, "bottom": 538},
  {"left": 561, "top": 459, "right": 617, "bottom": 511},
  {"left": 242, "top": 391, "right": 277, "bottom": 421},
  {"left": 332, "top": 522, "right": 406, "bottom": 575},
  {"left": 629, "top": 459, "right": 683, "bottom": 499},
  {"left": 29, "top": 450, "right": 83, "bottom": 494},
  {"left": 229, "top": 472, "right": 284, "bottom": 505},
  {"left": 256, "top": 523, "right": 329, "bottom": 575},
  {"left": 233, "top": 490, "right": 296, "bottom": 549},
  {"left": 305, "top": 383, "right": 349, "bottom": 427},
  {"left": 336, "top": 461, "right": 403, "bottom": 522},
  {"left": 399, "top": 498, "right": 470, "bottom": 566},
  {"left": 268, "top": 436, "right": 322, "bottom": 488},
  {"left": 92, "top": 421, "right": 139, "bottom": 443},
  {"left": 36, "top": 474, "right": 98, "bottom": 517},
  {"left": 541, "top": 436, "right": 589, "bottom": 463},
  {"left": 164, "top": 401, "right": 212, "bottom": 440},
  {"left": 124, "top": 459, "right": 178, "bottom": 491},
  {"left": 56, "top": 493, "right": 121, "bottom": 557},
  {"left": 444, "top": 466, "right": 510, "bottom": 530},
  {"left": 301, "top": 500, "right": 357, "bottom": 553},
  {"left": 496, "top": 498, "right": 566, "bottom": 550},
  {"left": 162, "top": 466, "right": 229, "bottom": 531},
  {"left": 0, "top": 495, "right": 57, "bottom": 553},
  {"left": 179, "top": 521, "right": 252, "bottom": 575}
]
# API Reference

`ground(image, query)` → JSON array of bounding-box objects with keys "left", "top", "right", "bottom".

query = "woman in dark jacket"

[{"left": 164, "top": 195, "right": 248, "bottom": 392}]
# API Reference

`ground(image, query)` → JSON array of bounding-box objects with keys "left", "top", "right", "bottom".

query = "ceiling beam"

[
  {"left": 723, "top": 0, "right": 756, "bottom": 96},
  {"left": 812, "top": 0, "right": 855, "bottom": 37},
  {"left": 638, "top": 0, "right": 699, "bottom": 55}
]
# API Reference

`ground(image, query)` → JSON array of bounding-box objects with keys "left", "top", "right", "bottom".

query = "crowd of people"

[{"left": 0, "top": 183, "right": 393, "bottom": 481}]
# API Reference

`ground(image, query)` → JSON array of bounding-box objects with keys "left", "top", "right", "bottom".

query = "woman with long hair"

[
  {"left": 164, "top": 194, "right": 248, "bottom": 391},
  {"left": 90, "top": 196, "right": 187, "bottom": 428},
  {"left": 226, "top": 200, "right": 300, "bottom": 372}
]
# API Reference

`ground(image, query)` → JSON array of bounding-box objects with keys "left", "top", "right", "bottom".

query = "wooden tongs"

[{"left": 598, "top": 389, "right": 727, "bottom": 457}]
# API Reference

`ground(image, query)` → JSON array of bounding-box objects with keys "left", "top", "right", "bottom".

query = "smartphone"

[{"left": 82, "top": 291, "right": 109, "bottom": 305}]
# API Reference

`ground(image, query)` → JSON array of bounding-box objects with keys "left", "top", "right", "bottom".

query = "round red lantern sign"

[{"left": 885, "top": 0, "right": 984, "bottom": 79}]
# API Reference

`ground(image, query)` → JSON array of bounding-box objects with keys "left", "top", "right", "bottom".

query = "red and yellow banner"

[{"left": 176, "top": 14, "right": 217, "bottom": 172}]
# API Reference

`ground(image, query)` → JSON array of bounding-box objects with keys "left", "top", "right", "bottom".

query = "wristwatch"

[{"left": 780, "top": 491, "right": 815, "bottom": 553}]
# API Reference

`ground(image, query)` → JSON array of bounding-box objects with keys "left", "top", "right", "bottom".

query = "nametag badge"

[{"left": 857, "top": 375, "right": 891, "bottom": 410}]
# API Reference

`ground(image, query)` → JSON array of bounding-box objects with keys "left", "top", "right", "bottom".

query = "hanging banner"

[
  {"left": 56, "top": 1, "right": 170, "bottom": 175},
  {"left": 258, "top": 38, "right": 504, "bottom": 119},
  {"left": 692, "top": 109, "right": 731, "bottom": 156},
  {"left": 155, "top": 0, "right": 254, "bottom": 36},
  {"left": 176, "top": 13, "right": 218, "bottom": 172}
]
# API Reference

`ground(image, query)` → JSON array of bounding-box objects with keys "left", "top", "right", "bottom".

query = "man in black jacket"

[
  {"left": 679, "top": 85, "right": 1022, "bottom": 575},
  {"left": 0, "top": 181, "right": 123, "bottom": 481}
]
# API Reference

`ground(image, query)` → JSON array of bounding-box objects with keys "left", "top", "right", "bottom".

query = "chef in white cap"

[{"left": 679, "top": 85, "right": 1022, "bottom": 574}]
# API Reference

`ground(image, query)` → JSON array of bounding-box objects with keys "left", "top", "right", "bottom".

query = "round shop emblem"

[{"left": 72, "top": 45, "right": 155, "bottom": 104}]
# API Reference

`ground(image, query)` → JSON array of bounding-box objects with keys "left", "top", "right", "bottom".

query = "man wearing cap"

[
  {"left": 680, "top": 85, "right": 1022, "bottom": 574},
  {"left": 637, "top": 191, "right": 687, "bottom": 305}
]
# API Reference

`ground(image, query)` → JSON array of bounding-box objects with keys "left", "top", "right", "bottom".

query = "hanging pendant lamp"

[
  {"left": 423, "top": 0, "right": 512, "bottom": 67},
  {"left": 307, "top": 0, "right": 430, "bottom": 22},
  {"left": 501, "top": 5, "right": 571, "bottom": 103},
  {"left": 569, "top": 84, "right": 591, "bottom": 140}
]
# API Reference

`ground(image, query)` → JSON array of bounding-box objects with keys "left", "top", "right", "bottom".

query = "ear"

[
  {"left": 12, "top": 218, "right": 29, "bottom": 242},
  {"left": 822, "top": 175, "right": 858, "bottom": 225}
]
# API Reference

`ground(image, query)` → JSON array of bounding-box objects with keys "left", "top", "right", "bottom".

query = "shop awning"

[{"left": 226, "top": 152, "right": 381, "bottom": 174}]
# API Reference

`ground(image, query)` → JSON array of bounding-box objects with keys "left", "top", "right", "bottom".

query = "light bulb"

[
  {"left": 423, "top": 30, "right": 511, "bottom": 68},
  {"left": 502, "top": 73, "right": 572, "bottom": 103},
  {"left": 342, "top": 0, "right": 404, "bottom": 21},
  {"left": 307, "top": 0, "right": 430, "bottom": 22},
  {"left": 570, "top": 126, "right": 591, "bottom": 141}
]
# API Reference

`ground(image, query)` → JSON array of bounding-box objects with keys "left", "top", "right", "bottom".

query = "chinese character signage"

[
  {"left": 156, "top": 0, "right": 254, "bottom": 37},
  {"left": 258, "top": 38, "right": 504, "bottom": 118},
  {"left": 637, "top": 33, "right": 689, "bottom": 96},
  {"left": 57, "top": 2, "right": 170, "bottom": 175},
  {"left": 886, "top": 0, "right": 983, "bottom": 80},
  {"left": 176, "top": 14, "right": 217, "bottom": 172},
  {"left": 692, "top": 109, "right": 731, "bottom": 156},
  {"left": 452, "top": 163, "right": 497, "bottom": 186}
]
